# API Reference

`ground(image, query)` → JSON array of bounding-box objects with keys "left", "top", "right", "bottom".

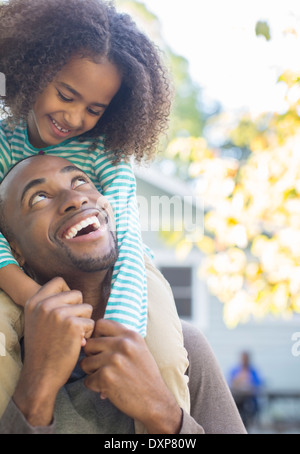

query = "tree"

[
  {"left": 163, "top": 23, "right": 300, "bottom": 328},
  {"left": 117, "top": 2, "right": 300, "bottom": 328},
  {"left": 116, "top": 0, "right": 207, "bottom": 142}
]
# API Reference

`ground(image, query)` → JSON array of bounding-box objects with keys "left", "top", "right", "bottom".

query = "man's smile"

[
  {"left": 56, "top": 209, "right": 109, "bottom": 243},
  {"left": 64, "top": 215, "right": 101, "bottom": 240}
]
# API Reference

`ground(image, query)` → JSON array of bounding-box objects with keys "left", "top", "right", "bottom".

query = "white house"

[{"left": 135, "top": 164, "right": 300, "bottom": 431}]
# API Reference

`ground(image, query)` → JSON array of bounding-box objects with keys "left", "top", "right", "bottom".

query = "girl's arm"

[
  {"left": 95, "top": 152, "right": 148, "bottom": 336},
  {"left": 0, "top": 264, "right": 41, "bottom": 307},
  {"left": 0, "top": 124, "right": 41, "bottom": 306},
  {"left": 0, "top": 235, "right": 40, "bottom": 307}
]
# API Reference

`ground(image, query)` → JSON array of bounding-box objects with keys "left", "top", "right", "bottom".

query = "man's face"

[{"left": 1, "top": 156, "right": 118, "bottom": 284}]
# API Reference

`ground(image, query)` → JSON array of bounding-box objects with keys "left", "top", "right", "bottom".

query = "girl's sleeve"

[
  {"left": 0, "top": 125, "right": 19, "bottom": 269},
  {"left": 94, "top": 153, "right": 148, "bottom": 337}
]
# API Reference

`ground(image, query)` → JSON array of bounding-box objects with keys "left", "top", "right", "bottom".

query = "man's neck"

[{"left": 62, "top": 268, "right": 112, "bottom": 321}]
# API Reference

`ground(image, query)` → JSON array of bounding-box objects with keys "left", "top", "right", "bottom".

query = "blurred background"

[{"left": 116, "top": 0, "right": 300, "bottom": 433}]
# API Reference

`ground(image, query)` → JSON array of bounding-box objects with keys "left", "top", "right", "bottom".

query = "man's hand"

[
  {"left": 80, "top": 319, "right": 183, "bottom": 434},
  {"left": 13, "top": 277, "right": 95, "bottom": 427}
]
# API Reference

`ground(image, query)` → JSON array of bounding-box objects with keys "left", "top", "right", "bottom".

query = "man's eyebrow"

[
  {"left": 21, "top": 178, "right": 46, "bottom": 204},
  {"left": 20, "top": 166, "right": 89, "bottom": 203},
  {"left": 57, "top": 82, "right": 108, "bottom": 109},
  {"left": 59, "top": 165, "right": 87, "bottom": 175}
]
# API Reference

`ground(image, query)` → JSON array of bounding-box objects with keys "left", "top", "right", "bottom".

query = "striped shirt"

[{"left": 0, "top": 120, "right": 148, "bottom": 336}]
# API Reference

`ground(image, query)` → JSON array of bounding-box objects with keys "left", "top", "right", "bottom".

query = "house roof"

[{"left": 134, "top": 164, "right": 196, "bottom": 199}]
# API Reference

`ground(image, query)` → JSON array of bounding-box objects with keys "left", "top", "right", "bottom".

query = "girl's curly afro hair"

[{"left": 0, "top": 0, "right": 172, "bottom": 162}]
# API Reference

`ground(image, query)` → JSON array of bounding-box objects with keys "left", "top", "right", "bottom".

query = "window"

[{"left": 160, "top": 266, "right": 193, "bottom": 318}]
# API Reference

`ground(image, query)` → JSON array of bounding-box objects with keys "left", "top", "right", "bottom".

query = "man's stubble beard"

[{"left": 56, "top": 231, "right": 119, "bottom": 273}]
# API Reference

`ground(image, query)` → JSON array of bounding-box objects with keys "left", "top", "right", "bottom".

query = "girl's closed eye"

[
  {"left": 57, "top": 89, "right": 73, "bottom": 103},
  {"left": 57, "top": 89, "right": 102, "bottom": 116},
  {"left": 87, "top": 107, "right": 102, "bottom": 117}
]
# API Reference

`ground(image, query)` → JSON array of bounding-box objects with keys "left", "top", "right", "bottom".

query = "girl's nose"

[{"left": 63, "top": 107, "right": 84, "bottom": 130}]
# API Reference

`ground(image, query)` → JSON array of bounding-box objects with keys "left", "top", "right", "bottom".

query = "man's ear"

[{"left": 9, "top": 241, "right": 26, "bottom": 268}]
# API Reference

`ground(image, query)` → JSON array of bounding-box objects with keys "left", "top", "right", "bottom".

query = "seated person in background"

[{"left": 0, "top": 155, "right": 246, "bottom": 434}]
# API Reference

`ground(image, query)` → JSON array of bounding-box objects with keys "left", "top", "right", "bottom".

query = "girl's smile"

[
  {"left": 27, "top": 56, "right": 122, "bottom": 149},
  {"left": 48, "top": 115, "right": 73, "bottom": 139}
]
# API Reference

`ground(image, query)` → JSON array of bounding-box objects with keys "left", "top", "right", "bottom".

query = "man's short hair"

[{"left": 0, "top": 157, "right": 36, "bottom": 242}]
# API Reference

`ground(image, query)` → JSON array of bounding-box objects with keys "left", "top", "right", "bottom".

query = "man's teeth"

[
  {"left": 51, "top": 118, "right": 70, "bottom": 133},
  {"left": 64, "top": 216, "right": 101, "bottom": 240}
]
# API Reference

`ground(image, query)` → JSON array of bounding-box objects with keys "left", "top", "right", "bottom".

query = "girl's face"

[{"left": 27, "top": 56, "right": 122, "bottom": 149}]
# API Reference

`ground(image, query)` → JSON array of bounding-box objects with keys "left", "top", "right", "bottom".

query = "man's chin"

[
  {"left": 68, "top": 253, "right": 117, "bottom": 273},
  {"left": 60, "top": 237, "right": 119, "bottom": 273}
]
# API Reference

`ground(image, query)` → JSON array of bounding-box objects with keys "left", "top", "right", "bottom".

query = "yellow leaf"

[
  {"left": 175, "top": 239, "right": 193, "bottom": 261},
  {"left": 196, "top": 236, "right": 215, "bottom": 255}
]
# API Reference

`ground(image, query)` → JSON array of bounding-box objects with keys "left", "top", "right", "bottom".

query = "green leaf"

[{"left": 255, "top": 21, "right": 271, "bottom": 41}]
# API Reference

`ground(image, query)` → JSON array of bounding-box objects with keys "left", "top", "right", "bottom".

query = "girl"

[
  {"left": 0, "top": 0, "right": 190, "bottom": 428},
  {"left": 0, "top": 0, "right": 173, "bottom": 334}
]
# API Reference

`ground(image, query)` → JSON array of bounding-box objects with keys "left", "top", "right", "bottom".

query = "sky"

[{"left": 141, "top": 0, "right": 300, "bottom": 115}]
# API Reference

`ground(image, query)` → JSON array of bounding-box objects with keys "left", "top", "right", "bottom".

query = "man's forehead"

[
  {"left": 5, "top": 156, "right": 83, "bottom": 183},
  {"left": 0, "top": 156, "right": 85, "bottom": 200}
]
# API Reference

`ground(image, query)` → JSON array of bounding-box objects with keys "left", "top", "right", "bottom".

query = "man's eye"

[
  {"left": 73, "top": 177, "right": 88, "bottom": 189},
  {"left": 31, "top": 193, "right": 47, "bottom": 206}
]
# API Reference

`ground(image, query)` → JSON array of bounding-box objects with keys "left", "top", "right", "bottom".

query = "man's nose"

[{"left": 58, "top": 189, "right": 89, "bottom": 214}]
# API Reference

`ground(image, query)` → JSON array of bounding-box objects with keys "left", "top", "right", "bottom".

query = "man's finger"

[
  {"left": 74, "top": 317, "right": 95, "bottom": 341},
  {"left": 81, "top": 318, "right": 96, "bottom": 347},
  {"left": 49, "top": 303, "right": 93, "bottom": 319},
  {"left": 27, "top": 287, "right": 85, "bottom": 316},
  {"left": 36, "top": 276, "right": 71, "bottom": 295},
  {"left": 84, "top": 336, "right": 115, "bottom": 356},
  {"left": 93, "top": 318, "right": 129, "bottom": 338},
  {"left": 80, "top": 351, "right": 110, "bottom": 375},
  {"left": 27, "top": 277, "right": 73, "bottom": 307}
]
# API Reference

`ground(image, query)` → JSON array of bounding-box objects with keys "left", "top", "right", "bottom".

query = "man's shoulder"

[
  {"left": 180, "top": 320, "right": 220, "bottom": 375},
  {"left": 181, "top": 320, "right": 207, "bottom": 350}
]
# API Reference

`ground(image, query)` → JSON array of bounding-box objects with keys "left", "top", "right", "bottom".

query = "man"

[{"left": 0, "top": 155, "right": 246, "bottom": 434}]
